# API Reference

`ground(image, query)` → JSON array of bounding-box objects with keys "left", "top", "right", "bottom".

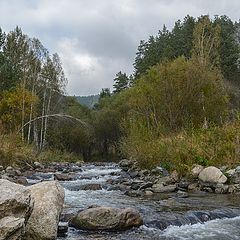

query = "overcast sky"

[{"left": 0, "top": 0, "right": 240, "bottom": 95}]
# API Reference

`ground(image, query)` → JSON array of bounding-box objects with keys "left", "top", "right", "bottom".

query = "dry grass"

[
  {"left": 0, "top": 132, "right": 83, "bottom": 167},
  {"left": 122, "top": 121, "right": 240, "bottom": 175}
]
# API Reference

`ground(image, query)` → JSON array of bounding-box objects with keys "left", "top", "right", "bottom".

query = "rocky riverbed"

[{"left": 0, "top": 160, "right": 240, "bottom": 239}]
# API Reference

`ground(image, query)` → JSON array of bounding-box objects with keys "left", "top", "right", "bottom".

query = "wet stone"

[{"left": 58, "top": 222, "right": 68, "bottom": 237}]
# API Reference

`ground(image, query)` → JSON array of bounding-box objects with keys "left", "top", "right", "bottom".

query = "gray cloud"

[{"left": 0, "top": 0, "right": 240, "bottom": 95}]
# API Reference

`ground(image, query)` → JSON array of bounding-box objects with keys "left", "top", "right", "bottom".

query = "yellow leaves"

[
  {"left": 0, "top": 86, "right": 38, "bottom": 132},
  {"left": 192, "top": 15, "right": 221, "bottom": 69}
]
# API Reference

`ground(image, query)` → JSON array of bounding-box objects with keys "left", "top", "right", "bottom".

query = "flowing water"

[{"left": 30, "top": 163, "right": 240, "bottom": 240}]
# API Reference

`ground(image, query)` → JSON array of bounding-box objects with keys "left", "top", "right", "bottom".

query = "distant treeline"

[{"left": 75, "top": 95, "right": 100, "bottom": 108}]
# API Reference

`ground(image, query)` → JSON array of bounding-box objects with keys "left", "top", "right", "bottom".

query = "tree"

[
  {"left": 214, "top": 15, "right": 240, "bottom": 83},
  {"left": 192, "top": 15, "right": 221, "bottom": 69},
  {"left": 100, "top": 88, "right": 111, "bottom": 99},
  {"left": 126, "top": 57, "right": 228, "bottom": 132},
  {"left": 113, "top": 71, "right": 129, "bottom": 93},
  {"left": 0, "top": 87, "right": 37, "bottom": 132},
  {"left": 170, "top": 15, "right": 195, "bottom": 59}
]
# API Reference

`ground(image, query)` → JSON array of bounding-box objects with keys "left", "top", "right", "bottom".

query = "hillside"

[{"left": 75, "top": 95, "right": 100, "bottom": 108}]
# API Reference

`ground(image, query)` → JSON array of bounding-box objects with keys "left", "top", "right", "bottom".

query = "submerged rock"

[
  {"left": 149, "top": 208, "right": 240, "bottom": 230},
  {"left": 54, "top": 173, "right": 75, "bottom": 181},
  {"left": 25, "top": 181, "right": 65, "bottom": 240},
  {"left": 71, "top": 183, "right": 102, "bottom": 191},
  {"left": 57, "top": 222, "right": 68, "bottom": 237},
  {"left": 70, "top": 206, "right": 143, "bottom": 231}
]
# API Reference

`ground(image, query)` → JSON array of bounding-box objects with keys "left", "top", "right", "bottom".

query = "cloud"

[{"left": 0, "top": 0, "right": 240, "bottom": 95}]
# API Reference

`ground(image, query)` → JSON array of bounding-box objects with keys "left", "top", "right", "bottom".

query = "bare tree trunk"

[
  {"left": 27, "top": 83, "right": 36, "bottom": 144},
  {"left": 33, "top": 120, "right": 39, "bottom": 151},
  {"left": 40, "top": 89, "right": 46, "bottom": 150},
  {"left": 42, "top": 89, "right": 52, "bottom": 149},
  {"left": 21, "top": 72, "right": 27, "bottom": 142}
]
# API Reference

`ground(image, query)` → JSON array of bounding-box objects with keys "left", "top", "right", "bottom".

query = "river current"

[{"left": 31, "top": 163, "right": 240, "bottom": 240}]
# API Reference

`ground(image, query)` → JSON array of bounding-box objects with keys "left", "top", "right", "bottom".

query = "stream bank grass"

[
  {"left": 122, "top": 122, "right": 240, "bottom": 174},
  {"left": 0, "top": 133, "right": 83, "bottom": 167}
]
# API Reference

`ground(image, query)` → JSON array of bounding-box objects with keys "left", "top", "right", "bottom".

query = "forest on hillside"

[{"left": 1, "top": 15, "right": 240, "bottom": 172}]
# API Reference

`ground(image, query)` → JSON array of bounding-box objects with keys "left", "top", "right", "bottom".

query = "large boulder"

[
  {"left": 0, "top": 179, "right": 33, "bottom": 220},
  {"left": 70, "top": 206, "right": 143, "bottom": 231},
  {"left": 25, "top": 181, "right": 65, "bottom": 240},
  {"left": 198, "top": 166, "right": 227, "bottom": 184},
  {"left": 0, "top": 216, "right": 25, "bottom": 240}
]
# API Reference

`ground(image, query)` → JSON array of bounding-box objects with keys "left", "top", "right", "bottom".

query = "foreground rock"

[
  {"left": 198, "top": 166, "right": 227, "bottom": 184},
  {"left": 70, "top": 206, "right": 143, "bottom": 231},
  {"left": 25, "top": 181, "right": 65, "bottom": 240},
  {"left": 0, "top": 216, "right": 25, "bottom": 240},
  {"left": 0, "top": 179, "right": 33, "bottom": 240},
  {"left": 0, "top": 179, "right": 33, "bottom": 220}
]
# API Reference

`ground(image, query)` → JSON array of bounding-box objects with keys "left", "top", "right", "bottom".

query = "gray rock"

[
  {"left": 151, "top": 166, "right": 169, "bottom": 176},
  {"left": 69, "top": 206, "right": 143, "bottom": 231},
  {"left": 170, "top": 170, "right": 179, "bottom": 182},
  {"left": 57, "top": 222, "right": 68, "bottom": 237},
  {"left": 156, "top": 176, "right": 173, "bottom": 185},
  {"left": 144, "top": 190, "right": 153, "bottom": 196},
  {"left": 178, "top": 181, "right": 190, "bottom": 189},
  {"left": 215, "top": 184, "right": 229, "bottom": 194},
  {"left": 107, "top": 184, "right": 129, "bottom": 192},
  {"left": 0, "top": 216, "right": 25, "bottom": 240},
  {"left": 0, "top": 179, "right": 33, "bottom": 220},
  {"left": 235, "top": 166, "right": 240, "bottom": 173},
  {"left": 152, "top": 184, "right": 176, "bottom": 193},
  {"left": 78, "top": 183, "right": 102, "bottom": 191},
  {"left": 34, "top": 161, "right": 44, "bottom": 169},
  {"left": 15, "top": 177, "right": 28, "bottom": 186},
  {"left": 202, "top": 187, "right": 214, "bottom": 193},
  {"left": 119, "top": 159, "right": 134, "bottom": 169},
  {"left": 176, "top": 190, "right": 189, "bottom": 198},
  {"left": 124, "top": 190, "right": 143, "bottom": 197},
  {"left": 6, "top": 166, "right": 16, "bottom": 177},
  {"left": 54, "top": 173, "right": 75, "bottom": 181},
  {"left": 198, "top": 166, "right": 227, "bottom": 184},
  {"left": 25, "top": 181, "right": 65, "bottom": 240},
  {"left": 188, "top": 182, "right": 199, "bottom": 191},
  {"left": 191, "top": 165, "right": 204, "bottom": 178},
  {"left": 139, "top": 182, "right": 153, "bottom": 190},
  {"left": 230, "top": 170, "right": 240, "bottom": 184},
  {"left": 225, "top": 169, "right": 235, "bottom": 177}
]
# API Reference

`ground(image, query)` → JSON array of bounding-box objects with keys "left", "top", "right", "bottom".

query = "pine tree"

[{"left": 113, "top": 71, "right": 129, "bottom": 93}]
